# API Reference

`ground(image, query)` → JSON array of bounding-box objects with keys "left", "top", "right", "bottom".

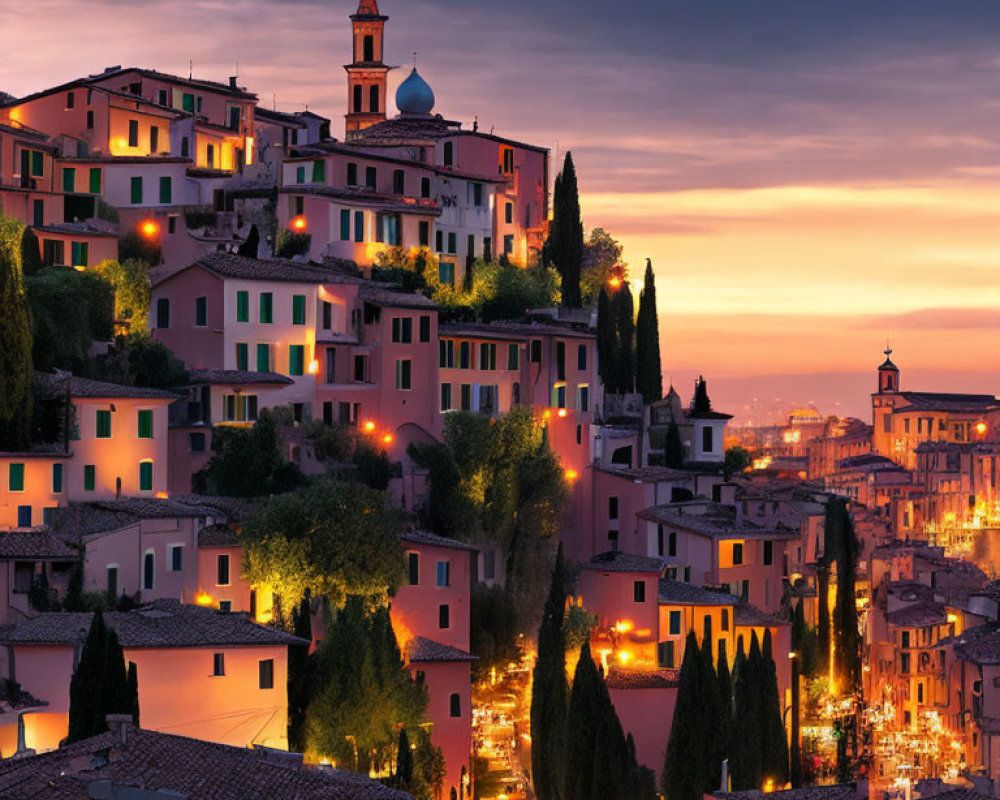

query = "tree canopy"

[
  {"left": 0, "top": 216, "right": 33, "bottom": 451},
  {"left": 580, "top": 228, "right": 626, "bottom": 306},
  {"left": 544, "top": 152, "right": 583, "bottom": 308},
  {"left": 635, "top": 259, "right": 662, "bottom": 404},
  {"left": 241, "top": 478, "right": 406, "bottom": 615},
  {"left": 95, "top": 258, "right": 151, "bottom": 334}
]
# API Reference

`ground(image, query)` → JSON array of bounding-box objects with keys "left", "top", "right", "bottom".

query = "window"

[
  {"left": 259, "top": 659, "right": 274, "bottom": 689},
  {"left": 89, "top": 167, "right": 101, "bottom": 194},
  {"left": 340, "top": 209, "right": 351, "bottom": 240},
  {"left": 435, "top": 229, "right": 444, "bottom": 252},
  {"left": 236, "top": 342, "right": 248, "bottom": 371},
  {"left": 139, "top": 461, "right": 153, "bottom": 491},
  {"left": 577, "top": 345, "right": 587, "bottom": 371},
  {"left": 130, "top": 176, "right": 143, "bottom": 204},
  {"left": 439, "top": 261, "right": 454, "bottom": 287},
  {"left": 443, "top": 141, "right": 453, "bottom": 166},
  {"left": 195, "top": 296, "right": 207, "bottom": 327},
  {"left": 32, "top": 199, "right": 44, "bottom": 228},
  {"left": 347, "top": 162, "right": 358, "bottom": 185},
  {"left": 450, "top": 693, "right": 461, "bottom": 718},
  {"left": 392, "top": 317, "right": 413, "bottom": 343},
  {"left": 502, "top": 148, "right": 514, "bottom": 174},
  {"left": 128, "top": 119, "right": 139, "bottom": 147},
  {"left": 137, "top": 410, "right": 154, "bottom": 439},
  {"left": 448, "top": 232, "right": 457, "bottom": 254},
  {"left": 71, "top": 242, "right": 89, "bottom": 268},
  {"left": 62, "top": 167, "right": 76, "bottom": 193},
  {"left": 732, "top": 542, "right": 743, "bottom": 566},
  {"left": 440, "top": 340, "right": 455, "bottom": 368},
  {"left": 365, "top": 166, "right": 377, "bottom": 190},
  {"left": 96, "top": 409, "right": 112, "bottom": 439},
  {"left": 703, "top": 613, "right": 713, "bottom": 643},
  {"left": 507, "top": 344, "right": 519, "bottom": 370},
  {"left": 669, "top": 532, "right": 677, "bottom": 557},
  {"left": 295, "top": 166, "right": 305, "bottom": 184},
  {"left": 440, "top": 383, "right": 452, "bottom": 411},
  {"left": 460, "top": 384, "right": 472, "bottom": 411},
  {"left": 223, "top": 394, "right": 259, "bottom": 422},
  {"left": 669, "top": 610, "right": 681, "bottom": 635},
  {"left": 658, "top": 641, "right": 675, "bottom": 668},
  {"left": 419, "top": 315, "right": 431, "bottom": 342},
  {"left": 150, "top": 126, "right": 159, "bottom": 153},
  {"left": 213, "top": 653, "right": 225, "bottom": 676},
  {"left": 312, "top": 159, "right": 325, "bottom": 183},
  {"left": 459, "top": 342, "right": 471, "bottom": 370},
  {"left": 158, "top": 89, "right": 168, "bottom": 106},
  {"left": 353, "top": 354, "right": 367, "bottom": 382},
  {"left": 84, "top": 465, "right": 96, "bottom": 491},
  {"left": 369, "top": 85, "right": 380, "bottom": 113},
  {"left": 396, "top": 359, "right": 412, "bottom": 390},
  {"left": 763, "top": 540, "right": 773, "bottom": 566},
  {"left": 530, "top": 340, "right": 542, "bottom": 363},
  {"left": 292, "top": 295, "right": 306, "bottom": 325},
  {"left": 362, "top": 34, "right": 374, "bottom": 60},
  {"left": 504, "top": 234, "right": 514, "bottom": 254},
  {"left": 436, "top": 561, "right": 450, "bottom": 587},
  {"left": 633, "top": 580, "right": 646, "bottom": 603},
  {"left": 505, "top": 202, "right": 513, "bottom": 224},
  {"left": 419, "top": 220, "right": 430, "bottom": 247},
  {"left": 354, "top": 211, "right": 365, "bottom": 242},
  {"left": 143, "top": 551, "right": 154, "bottom": 590},
  {"left": 393, "top": 169, "right": 405, "bottom": 194},
  {"left": 608, "top": 496, "right": 619, "bottom": 520},
  {"left": 168, "top": 216, "right": 177, "bottom": 234},
  {"left": 156, "top": 298, "right": 170, "bottom": 328},
  {"left": 232, "top": 290, "right": 249, "bottom": 324},
  {"left": 8, "top": 462, "right": 24, "bottom": 493},
  {"left": 439, "top": 604, "right": 450, "bottom": 629},
  {"left": 169, "top": 545, "right": 183, "bottom": 572},
  {"left": 216, "top": 553, "right": 231, "bottom": 586},
  {"left": 473, "top": 183, "right": 483, "bottom": 206},
  {"left": 577, "top": 385, "right": 590, "bottom": 413},
  {"left": 107, "top": 566, "right": 118, "bottom": 599},
  {"left": 66, "top": 91, "right": 75, "bottom": 109},
  {"left": 408, "top": 553, "right": 420, "bottom": 585},
  {"left": 206, "top": 144, "right": 215, "bottom": 168},
  {"left": 721, "top": 608, "right": 730, "bottom": 631},
  {"left": 259, "top": 292, "right": 273, "bottom": 323},
  {"left": 325, "top": 348, "right": 336, "bottom": 383},
  {"left": 189, "top": 432, "right": 206, "bottom": 453},
  {"left": 181, "top": 136, "right": 190, "bottom": 158},
  {"left": 30, "top": 150, "right": 43, "bottom": 177},
  {"left": 421, "top": 177, "right": 431, "bottom": 198},
  {"left": 182, "top": 92, "right": 195, "bottom": 112},
  {"left": 52, "top": 463, "right": 63, "bottom": 493},
  {"left": 158, "top": 176, "right": 172, "bottom": 204},
  {"left": 289, "top": 345, "right": 305, "bottom": 376}
]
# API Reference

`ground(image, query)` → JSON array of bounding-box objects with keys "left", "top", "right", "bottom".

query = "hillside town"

[{"left": 2, "top": 3, "right": 1000, "bottom": 800}]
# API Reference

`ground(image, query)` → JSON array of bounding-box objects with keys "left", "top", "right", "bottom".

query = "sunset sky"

[{"left": 4, "top": 0, "right": 1000, "bottom": 421}]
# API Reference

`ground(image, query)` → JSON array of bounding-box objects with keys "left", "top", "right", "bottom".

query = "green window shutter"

[
  {"left": 296, "top": 166, "right": 305, "bottom": 184},
  {"left": 256, "top": 344, "right": 270, "bottom": 372},
  {"left": 8, "top": 463, "right": 25, "bottom": 492},
  {"left": 159, "top": 176, "right": 172, "bottom": 204},
  {"left": 89, "top": 168, "right": 102, "bottom": 194},
  {"left": 62, "top": 167, "right": 75, "bottom": 193},
  {"left": 138, "top": 410, "right": 153, "bottom": 439},
  {"left": 84, "top": 465, "right": 96, "bottom": 491},
  {"left": 236, "top": 343, "right": 248, "bottom": 371},
  {"left": 312, "top": 160, "right": 325, "bottom": 182},
  {"left": 289, "top": 345, "right": 304, "bottom": 376},
  {"left": 340, "top": 209, "right": 351, "bottom": 241},
  {"left": 130, "top": 176, "right": 143, "bottom": 204},
  {"left": 52, "top": 463, "right": 63, "bottom": 493},
  {"left": 354, "top": 211, "right": 364, "bottom": 243},
  {"left": 292, "top": 295, "right": 306, "bottom": 325},
  {"left": 71, "top": 242, "right": 88, "bottom": 268},
  {"left": 236, "top": 291, "right": 249, "bottom": 322},
  {"left": 30, "top": 151, "right": 43, "bottom": 176},
  {"left": 139, "top": 462, "right": 153, "bottom": 491},
  {"left": 259, "top": 293, "right": 273, "bottom": 323},
  {"left": 96, "top": 409, "right": 112, "bottom": 438},
  {"left": 182, "top": 93, "right": 194, "bottom": 112}
]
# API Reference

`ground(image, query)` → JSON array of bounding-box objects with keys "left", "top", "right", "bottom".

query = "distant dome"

[{"left": 395, "top": 68, "right": 435, "bottom": 115}]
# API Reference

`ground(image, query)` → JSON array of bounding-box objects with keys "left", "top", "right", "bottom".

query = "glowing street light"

[
  {"left": 363, "top": 420, "right": 377, "bottom": 433},
  {"left": 382, "top": 433, "right": 394, "bottom": 445},
  {"left": 140, "top": 220, "right": 160, "bottom": 237},
  {"left": 290, "top": 215, "right": 307, "bottom": 231}
]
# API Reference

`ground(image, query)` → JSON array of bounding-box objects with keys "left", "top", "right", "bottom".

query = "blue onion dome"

[{"left": 395, "top": 68, "right": 435, "bottom": 115}]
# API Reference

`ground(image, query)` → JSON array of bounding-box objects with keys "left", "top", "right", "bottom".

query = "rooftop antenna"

[
  {"left": 412, "top": 51, "right": 417, "bottom": 69},
  {"left": 188, "top": 60, "right": 193, "bottom": 80},
  {"left": 272, "top": 93, "right": 276, "bottom": 112}
]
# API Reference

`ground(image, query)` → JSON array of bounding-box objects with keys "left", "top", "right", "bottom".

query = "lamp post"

[{"left": 790, "top": 650, "right": 802, "bottom": 787}]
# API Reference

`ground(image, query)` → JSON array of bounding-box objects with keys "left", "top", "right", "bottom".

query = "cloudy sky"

[{"left": 5, "top": 0, "right": 1000, "bottom": 420}]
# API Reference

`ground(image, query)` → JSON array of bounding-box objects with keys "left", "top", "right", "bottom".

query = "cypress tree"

[
  {"left": 692, "top": 376, "right": 712, "bottom": 414},
  {"left": 663, "top": 631, "right": 707, "bottom": 800},
  {"left": 237, "top": 224, "right": 260, "bottom": 258},
  {"left": 761, "top": 630, "right": 790, "bottom": 786},
  {"left": 545, "top": 152, "right": 583, "bottom": 308},
  {"left": 665, "top": 420, "right": 685, "bottom": 468},
  {"left": 531, "top": 544, "right": 568, "bottom": 800},
  {"left": 596, "top": 289, "right": 616, "bottom": 392},
  {"left": 730, "top": 633, "right": 765, "bottom": 790},
  {"left": 288, "top": 593, "right": 313, "bottom": 752},
  {"left": 0, "top": 216, "right": 33, "bottom": 452},
  {"left": 816, "top": 563, "right": 831, "bottom": 678},
  {"left": 829, "top": 498, "right": 860, "bottom": 692},
  {"left": 700, "top": 634, "right": 724, "bottom": 791},
  {"left": 613, "top": 281, "right": 635, "bottom": 394},
  {"left": 103, "top": 627, "right": 130, "bottom": 717},
  {"left": 564, "top": 640, "right": 602, "bottom": 800},
  {"left": 716, "top": 639, "right": 732, "bottom": 782},
  {"left": 127, "top": 661, "right": 139, "bottom": 727},
  {"left": 395, "top": 727, "right": 414, "bottom": 791},
  {"left": 20, "top": 227, "right": 42, "bottom": 276},
  {"left": 635, "top": 259, "right": 662, "bottom": 404}
]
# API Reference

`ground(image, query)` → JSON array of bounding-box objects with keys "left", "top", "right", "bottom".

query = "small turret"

[{"left": 878, "top": 346, "right": 899, "bottom": 394}]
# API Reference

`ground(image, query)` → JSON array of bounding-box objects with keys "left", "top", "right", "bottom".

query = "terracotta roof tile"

[
  {"left": 406, "top": 636, "right": 476, "bottom": 663},
  {"left": 399, "top": 530, "right": 479, "bottom": 552},
  {"left": 36, "top": 373, "right": 178, "bottom": 401},
  {"left": 0, "top": 531, "right": 77, "bottom": 559},
  {"left": 186, "top": 369, "right": 294, "bottom": 386},
  {"left": 658, "top": 580, "right": 736, "bottom": 606},
  {"left": 582, "top": 551, "right": 665, "bottom": 574},
  {"left": 605, "top": 669, "right": 680, "bottom": 689}
]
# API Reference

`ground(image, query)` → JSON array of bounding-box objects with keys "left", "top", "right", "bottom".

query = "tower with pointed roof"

[
  {"left": 878, "top": 345, "right": 899, "bottom": 394},
  {"left": 345, "top": 0, "right": 392, "bottom": 136},
  {"left": 872, "top": 346, "right": 901, "bottom": 457}
]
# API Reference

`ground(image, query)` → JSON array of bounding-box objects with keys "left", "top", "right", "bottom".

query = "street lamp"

[{"left": 789, "top": 650, "right": 802, "bottom": 787}]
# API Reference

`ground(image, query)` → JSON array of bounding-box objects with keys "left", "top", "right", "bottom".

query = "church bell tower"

[{"left": 345, "top": 0, "right": 392, "bottom": 137}]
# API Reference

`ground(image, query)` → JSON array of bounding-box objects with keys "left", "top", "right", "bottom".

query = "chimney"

[
  {"left": 229, "top": 76, "right": 238, "bottom": 90},
  {"left": 105, "top": 714, "right": 134, "bottom": 746}
]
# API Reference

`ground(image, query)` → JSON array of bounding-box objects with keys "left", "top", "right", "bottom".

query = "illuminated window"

[
  {"left": 71, "top": 242, "right": 89, "bottom": 268},
  {"left": 128, "top": 119, "right": 138, "bottom": 147}
]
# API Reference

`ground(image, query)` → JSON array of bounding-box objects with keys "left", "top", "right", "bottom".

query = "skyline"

[{"left": 5, "top": 0, "right": 1000, "bottom": 420}]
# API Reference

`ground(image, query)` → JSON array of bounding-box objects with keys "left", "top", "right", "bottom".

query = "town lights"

[
  {"left": 617, "top": 650, "right": 631, "bottom": 665},
  {"left": 363, "top": 420, "right": 376, "bottom": 433},
  {"left": 195, "top": 592, "right": 213, "bottom": 606},
  {"left": 977, "top": 421, "right": 988, "bottom": 435},
  {"left": 140, "top": 220, "right": 160, "bottom": 237},
  {"left": 608, "top": 276, "right": 622, "bottom": 289},
  {"left": 614, "top": 620, "right": 633, "bottom": 633},
  {"left": 564, "top": 469, "right": 579, "bottom": 481},
  {"left": 382, "top": 433, "right": 394, "bottom": 445},
  {"left": 557, "top": 408, "right": 568, "bottom": 418},
  {"left": 307, "top": 360, "right": 320, "bottom": 375},
  {"left": 291, "top": 215, "right": 307, "bottom": 231}
]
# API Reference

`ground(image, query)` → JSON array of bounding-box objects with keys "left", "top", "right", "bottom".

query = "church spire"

[{"left": 878, "top": 344, "right": 899, "bottom": 394}]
